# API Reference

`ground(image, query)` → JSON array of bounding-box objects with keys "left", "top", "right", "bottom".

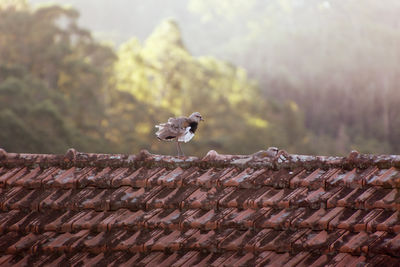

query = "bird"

[{"left": 155, "top": 112, "right": 204, "bottom": 156}]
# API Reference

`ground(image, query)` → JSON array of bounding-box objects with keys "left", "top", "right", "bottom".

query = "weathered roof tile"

[{"left": 0, "top": 149, "right": 399, "bottom": 265}]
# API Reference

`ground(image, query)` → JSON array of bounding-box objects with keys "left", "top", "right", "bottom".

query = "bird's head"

[{"left": 189, "top": 112, "right": 204, "bottom": 122}]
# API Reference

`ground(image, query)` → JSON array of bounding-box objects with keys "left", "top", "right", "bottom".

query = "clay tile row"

[
  {"left": 1, "top": 229, "right": 399, "bottom": 258},
  {"left": 1, "top": 251, "right": 399, "bottom": 266},
  {"left": 2, "top": 207, "right": 399, "bottom": 235}
]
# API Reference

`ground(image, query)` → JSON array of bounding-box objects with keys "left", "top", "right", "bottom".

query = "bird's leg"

[
  {"left": 175, "top": 139, "right": 181, "bottom": 156},
  {"left": 175, "top": 139, "right": 184, "bottom": 157},
  {"left": 178, "top": 142, "right": 185, "bottom": 157}
]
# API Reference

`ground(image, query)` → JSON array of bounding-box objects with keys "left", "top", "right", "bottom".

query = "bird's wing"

[
  {"left": 178, "top": 127, "right": 195, "bottom": 143},
  {"left": 155, "top": 117, "right": 189, "bottom": 140}
]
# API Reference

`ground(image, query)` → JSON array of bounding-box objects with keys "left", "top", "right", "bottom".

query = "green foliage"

[
  {"left": 4, "top": 1, "right": 394, "bottom": 156},
  {"left": 0, "top": 4, "right": 115, "bottom": 153},
  {"left": 111, "top": 19, "right": 310, "bottom": 155}
]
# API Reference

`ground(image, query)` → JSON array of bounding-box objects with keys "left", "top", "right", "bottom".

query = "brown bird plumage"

[{"left": 155, "top": 112, "right": 204, "bottom": 156}]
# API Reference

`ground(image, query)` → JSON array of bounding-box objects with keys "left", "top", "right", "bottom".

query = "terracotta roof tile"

[{"left": 0, "top": 149, "right": 399, "bottom": 265}]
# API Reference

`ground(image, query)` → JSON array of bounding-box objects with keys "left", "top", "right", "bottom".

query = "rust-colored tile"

[
  {"left": 150, "top": 252, "right": 181, "bottom": 267},
  {"left": 178, "top": 252, "right": 214, "bottom": 267},
  {"left": 208, "top": 251, "right": 235, "bottom": 266},
  {"left": 0, "top": 231, "right": 21, "bottom": 252},
  {"left": 185, "top": 229, "right": 234, "bottom": 251},
  {"left": 251, "top": 168, "right": 302, "bottom": 188},
  {"left": 137, "top": 252, "right": 164, "bottom": 266},
  {"left": 109, "top": 185, "right": 162, "bottom": 210},
  {"left": 67, "top": 187, "right": 111, "bottom": 211},
  {"left": 42, "top": 229, "right": 89, "bottom": 252},
  {"left": 282, "top": 251, "right": 310, "bottom": 267},
  {"left": 219, "top": 186, "right": 270, "bottom": 209},
  {"left": 254, "top": 251, "right": 274, "bottom": 266},
  {"left": 219, "top": 230, "right": 257, "bottom": 251},
  {"left": 219, "top": 252, "right": 255, "bottom": 266},
  {"left": 293, "top": 229, "right": 345, "bottom": 253},
  {"left": 295, "top": 252, "right": 326, "bottom": 267},
  {"left": 1, "top": 167, "right": 29, "bottom": 187},
  {"left": 255, "top": 208, "right": 306, "bottom": 229},
  {"left": 176, "top": 167, "right": 201, "bottom": 186},
  {"left": 19, "top": 167, "right": 60, "bottom": 188},
  {"left": 263, "top": 252, "right": 292, "bottom": 267},
  {"left": 3, "top": 188, "right": 53, "bottom": 212},
  {"left": 52, "top": 167, "right": 94, "bottom": 188},
  {"left": 113, "top": 209, "right": 161, "bottom": 230},
  {"left": 72, "top": 210, "right": 107, "bottom": 231},
  {"left": 97, "top": 209, "right": 134, "bottom": 231},
  {"left": 77, "top": 167, "right": 113, "bottom": 188},
  {"left": 181, "top": 208, "right": 229, "bottom": 230},
  {"left": 370, "top": 210, "right": 400, "bottom": 233},
  {"left": 326, "top": 168, "right": 373, "bottom": 188},
  {"left": 367, "top": 167, "right": 400, "bottom": 188},
  {"left": 9, "top": 210, "right": 64, "bottom": 233},
  {"left": 200, "top": 167, "right": 239, "bottom": 188},
  {"left": 253, "top": 188, "right": 289, "bottom": 208},
  {"left": 326, "top": 187, "right": 356, "bottom": 208},
  {"left": 353, "top": 187, "right": 377, "bottom": 209},
  {"left": 170, "top": 251, "right": 199, "bottom": 267},
  {"left": 0, "top": 168, "right": 25, "bottom": 188},
  {"left": 328, "top": 208, "right": 359, "bottom": 231},
  {"left": 330, "top": 231, "right": 383, "bottom": 254},
  {"left": 116, "top": 253, "right": 143, "bottom": 266},
  {"left": 371, "top": 232, "right": 400, "bottom": 257},
  {"left": 0, "top": 210, "right": 25, "bottom": 233},
  {"left": 302, "top": 187, "right": 341, "bottom": 210},
  {"left": 6, "top": 232, "right": 55, "bottom": 254},
  {"left": 192, "top": 168, "right": 219, "bottom": 188},
  {"left": 1, "top": 187, "right": 30, "bottom": 211},
  {"left": 263, "top": 229, "right": 308, "bottom": 252},
  {"left": 330, "top": 208, "right": 380, "bottom": 232},
  {"left": 290, "top": 168, "right": 336, "bottom": 190},
  {"left": 6, "top": 166, "right": 41, "bottom": 187},
  {"left": 0, "top": 255, "right": 14, "bottom": 265},
  {"left": 78, "top": 189, "right": 115, "bottom": 211},
  {"left": 146, "top": 185, "right": 197, "bottom": 210},
  {"left": 145, "top": 209, "right": 187, "bottom": 229},
  {"left": 39, "top": 188, "right": 73, "bottom": 210},
  {"left": 254, "top": 230, "right": 282, "bottom": 251},
  {"left": 44, "top": 210, "right": 85, "bottom": 232},
  {"left": 335, "top": 188, "right": 367, "bottom": 208},
  {"left": 147, "top": 167, "right": 191, "bottom": 187},
  {"left": 108, "top": 230, "right": 141, "bottom": 251},
  {"left": 220, "top": 208, "right": 269, "bottom": 230},
  {"left": 280, "top": 187, "right": 308, "bottom": 208},
  {"left": 111, "top": 167, "right": 163, "bottom": 188},
  {"left": 365, "top": 188, "right": 399, "bottom": 210},
  {"left": 222, "top": 168, "right": 266, "bottom": 187},
  {"left": 324, "top": 254, "right": 351, "bottom": 267},
  {"left": 243, "top": 229, "right": 273, "bottom": 252},
  {"left": 183, "top": 186, "right": 234, "bottom": 209},
  {"left": 292, "top": 208, "right": 327, "bottom": 230},
  {"left": 316, "top": 207, "right": 345, "bottom": 230},
  {"left": 149, "top": 229, "right": 197, "bottom": 251}
]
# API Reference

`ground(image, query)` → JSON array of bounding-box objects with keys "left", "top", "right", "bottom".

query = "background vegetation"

[{"left": 1, "top": 0, "right": 399, "bottom": 156}]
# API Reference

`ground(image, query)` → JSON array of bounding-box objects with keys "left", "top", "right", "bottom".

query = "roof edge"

[{"left": 1, "top": 148, "right": 400, "bottom": 170}]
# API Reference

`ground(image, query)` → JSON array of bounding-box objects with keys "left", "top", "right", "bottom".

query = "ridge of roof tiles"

[
  {"left": 0, "top": 147, "right": 399, "bottom": 266},
  {"left": 2, "top": 148, "right": 400, "bottom": 171}
]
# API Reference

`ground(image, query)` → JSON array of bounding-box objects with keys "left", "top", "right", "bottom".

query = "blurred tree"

[
  {"left": 111, "top": 19, "right": 310, "bottom": 155},
  {"left": 0, "top": 3, "right": 116, "bottom": 153}
]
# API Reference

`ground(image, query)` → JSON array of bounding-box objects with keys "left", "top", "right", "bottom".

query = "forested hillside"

[{"left": 1, "top": 0, "right": 399, "bottom": 156}]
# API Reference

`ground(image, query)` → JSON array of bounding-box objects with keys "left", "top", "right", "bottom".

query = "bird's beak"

[{"left": 200, "top": 117, "right": 204, "bottom": 121}]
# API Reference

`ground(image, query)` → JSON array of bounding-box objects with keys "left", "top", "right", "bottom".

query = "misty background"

[{"left": 1, "top": 0, "right": 400, "bottom": 156}]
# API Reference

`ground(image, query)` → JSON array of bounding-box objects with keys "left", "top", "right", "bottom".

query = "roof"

[{"left": 0, "top": 148, "right": 399, "bottom": 266}]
